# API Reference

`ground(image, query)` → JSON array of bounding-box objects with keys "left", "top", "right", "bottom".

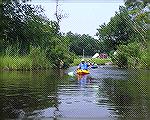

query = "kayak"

[
  {"left": 91, "top": 65, "right": 98, "bottom": 69},
  {"left": 76, "top": 69, "right": 90, "bottom": 75},
  {"left": 76, "top": 69, "right": 90, "bottom": 74}
]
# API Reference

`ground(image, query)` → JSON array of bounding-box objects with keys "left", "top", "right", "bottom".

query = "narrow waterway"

[{"left": 0, "top": 65, "right": 150, "bottom": 120}]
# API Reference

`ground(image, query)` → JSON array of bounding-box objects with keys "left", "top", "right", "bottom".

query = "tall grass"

[
  {"left": 0, "top": 47, "right": 51, "bottom": 70},
  {"left": 0, "top": 56, "right": 32, "bottom": 70}
]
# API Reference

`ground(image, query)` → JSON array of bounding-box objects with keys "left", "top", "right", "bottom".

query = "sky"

[{"left": 30, "top": 0, "right": 125, "bottom": 38}]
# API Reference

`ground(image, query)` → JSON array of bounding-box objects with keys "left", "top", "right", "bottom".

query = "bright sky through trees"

[{"left": 29, "top": 1, "right": 125, "bottom": 37}]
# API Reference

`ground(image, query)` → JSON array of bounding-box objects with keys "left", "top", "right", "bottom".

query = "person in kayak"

[
  {"left": 77, "top": 59, "right": 88, "bottom": 70},
  {"left": 92, "top": 62, "right": 98, "bottom": 66},
  {"left": 91, "top": 61, "right": 98, "bottom": 69}
]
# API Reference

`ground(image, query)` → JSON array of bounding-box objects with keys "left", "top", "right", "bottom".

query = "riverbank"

[
  {"left": 0, "top": 56, "right": 51, "bottom": 71},
  {"left": 0, "top": 55, "right": 112, "bottom": 71},
  {"left": 70, "top": 58, "right": 112, "bottom": 66}
]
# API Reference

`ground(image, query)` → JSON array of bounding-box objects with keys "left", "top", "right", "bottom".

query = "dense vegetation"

[
  {"left": 0, "top": 0, "right": 106, "bottom": 70},
  {"left": 65, "top": 32, "right": 104, "bottom": 56},
  {"left": 0, "top": 0, "right": 149, "bottom": 70},
  {"left": 0, "top": 0, "right": 75, "bottom": 70},
  {"left": 96, "top": 0, "right": 150, "bottom": 69}
]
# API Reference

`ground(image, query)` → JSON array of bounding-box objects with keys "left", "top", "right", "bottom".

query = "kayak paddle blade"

[{"left": 68, "top": 72, "right": 74, "bottom": 76}]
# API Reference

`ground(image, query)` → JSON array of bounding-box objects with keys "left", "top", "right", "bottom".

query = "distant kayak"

[
  {"left": 76, "top": 69, "right": 90, "bottom": 75},
  {"left": 91, "top": 65, "right": 98, "bottom": 69}
]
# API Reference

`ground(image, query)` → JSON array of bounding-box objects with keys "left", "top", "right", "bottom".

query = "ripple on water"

[{"left": 0, "top": 67, "right": 150, "bottom": 119}]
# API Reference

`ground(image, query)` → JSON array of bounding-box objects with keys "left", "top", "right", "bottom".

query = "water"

[{"left": 0, "top": 65, "right": 150, "bottom": 120}]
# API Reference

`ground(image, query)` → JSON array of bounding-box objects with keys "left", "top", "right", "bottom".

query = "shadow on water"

[
  {"left": 0, "top": 70, "right": 65, "bottom": 119},
  {"left": 0, "top": 66, "right": 150, "bottom": 119},
  {"left": 94, "top": 66, "right": 150, "bottom": 119}
]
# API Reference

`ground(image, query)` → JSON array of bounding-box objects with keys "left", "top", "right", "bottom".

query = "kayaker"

[
  {"left": 77, "top": 59, "right": 88, "bottom": 70},
  {"left": 92, "top": 62, "right": 97, "bottom": 66},
  {"left": 91, "top": 62, "right": 98, "bottom": 69}
]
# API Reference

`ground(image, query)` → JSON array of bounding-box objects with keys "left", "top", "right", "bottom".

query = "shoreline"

[{"left": 1, "top": 57, "right": 149, "bottom": 72}]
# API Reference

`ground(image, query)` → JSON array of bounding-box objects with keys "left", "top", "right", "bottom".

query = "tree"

[
  {"left": 96, "top": 6, "right": 138, "bottom": 53},
  {"left": 66, "top": 32, "right": 103, "bottom": 56},
  {"left": 0, "top": 0, "right": 47, "bottom": 55},
  {"left": 124, "top": 0, "right": 150, "bottom": 44},
  {"left": 108, "top": 0, "right": 150, "bottom": 68},
  {"left": 0, "top": 0, "right": 75, "bottom": 69},
  {"left": 54, "top": 0, "right": 68, "bottom": 24}
]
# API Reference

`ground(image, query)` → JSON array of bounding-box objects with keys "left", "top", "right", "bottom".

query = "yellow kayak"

[{"left": 76, "top": 69, "right": 90, "bottom": 75}]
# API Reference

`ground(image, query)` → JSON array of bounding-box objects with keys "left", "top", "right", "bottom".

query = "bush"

[
  {"left": 111, "top": 45, "right": 128, "bottom": 68},
  {"left": 45, "top": 45, "right": 75, "bottom": 68},
  {"left": 112, "top": 42, "right": 141, "bottom": 67},
  {"left": 112, "top": 50, "right": 128, "bottom": 68},
  {"left": 139, "top": 45, "right": 150, "bottom": 69},
  {"left": 112, "top": 41, "right": 150, "bottom": 69},
  {"left": 29, "top": 47, "right": 51, "bottom": 69}
]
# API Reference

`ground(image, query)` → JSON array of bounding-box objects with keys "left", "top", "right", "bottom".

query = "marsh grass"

[
  {"left": 0, "top": 54, "right": 112, "bottom": 71},
  {"left": 0, "top": 56, "right": 32, "bottom": 70},
  {"left": 0, "top": 55, "right": 51, "bottom": 71}
]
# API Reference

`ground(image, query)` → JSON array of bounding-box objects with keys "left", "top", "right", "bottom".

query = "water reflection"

[
  {"left": 96, "top": 68, "right": 150, "bottom": 119},
  {"left": 77, "top": 74, "right": 91, "bottom": 86},
  {"left": 0, "top": 70, "right": 61, "bottom": 119},
  {"left": 0, "top": 66, "right": 150, "bottom": 119}
]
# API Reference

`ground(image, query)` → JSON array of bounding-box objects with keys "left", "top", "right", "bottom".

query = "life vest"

[{"left": 79, "top": 63, "right": 88, "bottom": 70}]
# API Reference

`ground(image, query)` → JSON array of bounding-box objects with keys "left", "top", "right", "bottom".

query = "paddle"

[
  {"left": 67, "top": 68, "right": 81, "bottom": 76},
  {"left": 68, "top": 69, "right": 78, "bottom": 76},
  {"left": 68, "top": 71, "right": 74, "bottom": 76}
]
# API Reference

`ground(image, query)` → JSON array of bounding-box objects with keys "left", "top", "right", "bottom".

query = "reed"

[
  {"left": 0, "top": 56, "right": 32, "bottom": 70},
  {"left": 0, "top": 55, "right": 51, "bottom": 70}
]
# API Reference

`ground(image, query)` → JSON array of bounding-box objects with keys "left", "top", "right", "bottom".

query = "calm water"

[{"left": 0, "top": 65, "right": 150, "bottom": 120}]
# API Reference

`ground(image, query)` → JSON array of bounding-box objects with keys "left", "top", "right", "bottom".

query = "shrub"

[
  {"left": 112, "top": 41, "right": 150, "bottom": 69},
  {"left": 29, "top": 47, "right": 51, "bottom": 69}
]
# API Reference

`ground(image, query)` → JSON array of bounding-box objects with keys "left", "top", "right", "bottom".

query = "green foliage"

[
  {"left": 139, "top": 41, "right": 150, "bottom": 69},
  {"left": 0, "top": 47, "right": 52, "bottom": 70},
  {"left": 1, "top": 0, "right": 149, "bottom": 70},
  {"left": 4, "top": 45, "right": 20, "bottom": 56},
  {"left": 111, "top": 46, "right": 128, "bottom": 68},
  {"left": 96, "top": 6, "right": 136, "bottom": 52},
  {"left": 112, "top": 41, "right": 150, "bottom": 69},
  {"left": 1, "top": 0, "right": 45, "bottom": 55},
  {"left": 96, "top": 1, "right": 149, "bottom": 69},
  {"left": 125, "top": 0, "right": 149, "bottom": 44},
  {"left": 66, "top": 32, "right": 103, "bottom": 56},
  {"left": 29, "top": 47, "right": 51, "bottom": 69},
  {"left": 0, "top": 0, "right": 75, "bottom": 69},
  {"left": 46, "top": 38, "right": 75, "bottom": 68},
  {"left": 0, "top": 56, "right": 32, "bottom": 70}
]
